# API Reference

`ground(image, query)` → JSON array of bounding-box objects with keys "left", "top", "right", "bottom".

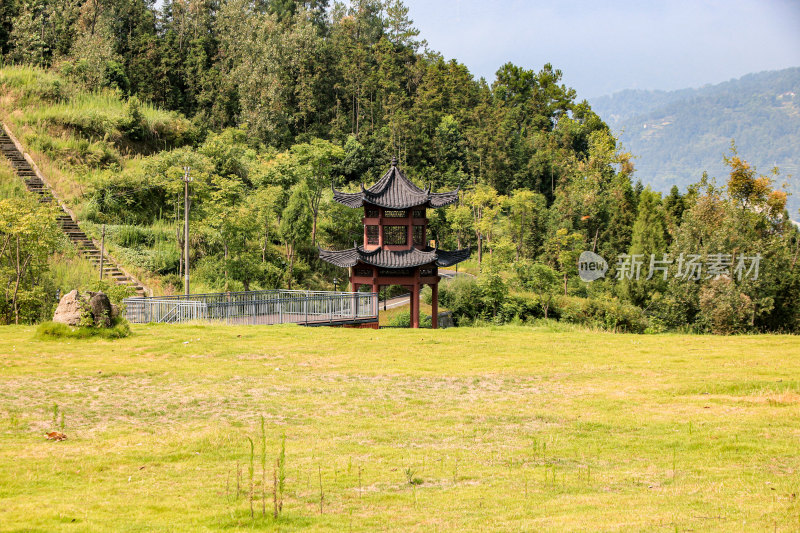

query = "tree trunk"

[
  {"left": 311, "top": 213, "right": 317, "bottom": 247},
  {"left": 268, "top": 221, "right": 269, "bottom": 263},
  {"left": 287, "top": 247, "right": 295, "bottom": 290},
  {"left": 224, "top": 242, "right": 229, "bottom": 292},
  {"left": 13, "top": 236, "right": 21, "bottom": 325},
  {"left": 11, "top": 238, "right": 32, "bottom": 325}
]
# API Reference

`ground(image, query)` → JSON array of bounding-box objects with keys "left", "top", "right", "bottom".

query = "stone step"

[{"left": 1, "top": 126, "right": 149, "bottom": 296}]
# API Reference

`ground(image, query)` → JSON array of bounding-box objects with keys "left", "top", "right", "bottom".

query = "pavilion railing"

[{"left": 123, "top": 289, "right": 378, "bottom": 326}]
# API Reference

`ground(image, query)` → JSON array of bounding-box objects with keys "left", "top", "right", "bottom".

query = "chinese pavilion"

[{"left": 319, "top": 158, "right": 470, "bottom": 328}]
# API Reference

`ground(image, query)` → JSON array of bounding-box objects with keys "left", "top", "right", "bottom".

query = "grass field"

[{"left": 1, "top": 323, "right": 799, "bottom": 532}]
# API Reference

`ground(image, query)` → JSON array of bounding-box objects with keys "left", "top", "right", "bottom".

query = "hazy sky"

[{"left": 403, "top": 0, "right": 800, "bottom": 98}]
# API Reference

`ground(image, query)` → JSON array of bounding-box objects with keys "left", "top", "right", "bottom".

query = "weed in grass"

[
  {"left": 236, "top": 461, "right": 241, "bottom": 499},
  {"left": 246, "top": 436, "right": 254, "bottom": 518},
  {"left": 318, "top": 464, "right": 324, "bottom": 514},
  {"left": 277, "top": 433, "right": 286, "bottom": 513},
  {"left": 404, "top": 467, "right": 422, "bottom": 486},
  {"left": 260, "top": 416, "right": 266, "bottom": 517},
  {"left": 272, "top": 463, "right": 278, "bottom": 519}
]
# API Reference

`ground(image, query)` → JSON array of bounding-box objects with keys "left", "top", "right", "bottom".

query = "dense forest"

[
  {"left": 1, "top": 0, "right": 799, "bottom": 333},
  {"left": 590, "top": 68, "right": 800, "bottom": 215}
]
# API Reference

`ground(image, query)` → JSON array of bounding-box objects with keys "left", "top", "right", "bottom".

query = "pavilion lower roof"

[
  {"left": 319, "top": 246, "right": 471, "bottom": 269},
  {"left": 332, "top": 162, "right": 459, "bottom": 209}
]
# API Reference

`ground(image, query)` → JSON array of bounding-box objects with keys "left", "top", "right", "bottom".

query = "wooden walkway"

[{"left": 0, "top": 124, "right": 147, "bottom": 297}]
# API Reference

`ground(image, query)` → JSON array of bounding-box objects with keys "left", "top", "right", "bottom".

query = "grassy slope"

[
  {"left": 0, "top": 324, "right": 798, "bottom": 531},
  {"left": 0, "top": 66, "right": 195, "bottom": 295}
]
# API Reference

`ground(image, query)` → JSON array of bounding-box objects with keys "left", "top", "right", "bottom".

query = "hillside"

[{"left": 590, "top": 68, "right": 800, "bottom": 215}]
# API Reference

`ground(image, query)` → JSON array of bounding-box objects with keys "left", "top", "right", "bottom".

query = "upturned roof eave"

[
  {"left": 331, "top": 162, "right": 460, "bottom": 210},
  {"left": 318, "top": 245, "right": 471, "bottom": 269}
]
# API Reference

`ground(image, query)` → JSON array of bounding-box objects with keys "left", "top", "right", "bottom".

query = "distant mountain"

[{"left": 589, "top": 68, "right": 800, "bottom": 216}]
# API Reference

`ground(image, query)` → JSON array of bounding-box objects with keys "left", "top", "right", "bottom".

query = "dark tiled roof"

[
  {"left": 319, "top": 246, "right": 471, "bottom": 269},
  {"left": 332, "top": 159, "right": 459, "bottom": 209},
  {"left": 434, "top": 247, "right": 472, "bottom": 267}
]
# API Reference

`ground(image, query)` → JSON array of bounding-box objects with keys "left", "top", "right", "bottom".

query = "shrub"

[
  {"left": 554, "top": 296, "right": 649, "bottom": 333},
  {"left": 514, "top": 261, "right": 560, "bottom": 318},
  {"left": 698, "top": 276, "right": 755, "bottom": 334},
  {"left": 87, "top": 280, "right": 135, "bottom": 306},
  {"left": 438, "top": 276, "right": 484, "bottom": 323},
  {"left": 35, "top": 318, "right": 131, "bottom": 340},
  {"left": 477, "top": 262, "right": 508, "bottom": 318},
  {"left": 387, "top": 311, "right": 431, "bottom": 328},
  {"left": 498, "top": 293, "right": 543, "bottom": 323},
  {"left": 107, "top": 224, "right": 158, "bottom": 248}
]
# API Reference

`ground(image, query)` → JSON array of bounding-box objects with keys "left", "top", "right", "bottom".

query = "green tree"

[
  {"left": 0, "top": 0, "right": 19, "bottom": 56},
  {"left": 623, "top": 188, "right": 668, "bottom": 307},
  {"left": 544, "top": 228, "right": 584, "bottom": 296},
  {"left": 464, "top": 184, "right": 503, "bottom": 265},
  {"left": 289, "top": 138, "right": 344, "bottom": 246},
  {"left": 477, "top": 259, "right": 507, "bottom": 318},
  {"left": 515, "top": 261, "right": 559, "bottom": 318},
  {"left": 279, "top": 185, "right": 312, "bottom": 289},
  {"left": 0, "top": 197, "right": 62, "bottom": 324},
  {"left": 506, "top": 189, "right": 546, "bottom": 260}
]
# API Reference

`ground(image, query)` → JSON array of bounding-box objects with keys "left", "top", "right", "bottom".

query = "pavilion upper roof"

[
  {"left": 333, "top": 158, "right": 459, "bottom": 210},
  {"left": 319, "top": 245, "right": 471, "bottom": 269}
]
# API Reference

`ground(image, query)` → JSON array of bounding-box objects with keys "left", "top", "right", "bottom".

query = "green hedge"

[
  {"left": 554, "top": 296, "right": 649, "bottom": 333},
  {"left": 437, "top": 276, "right": 649, "bottom": 332}
]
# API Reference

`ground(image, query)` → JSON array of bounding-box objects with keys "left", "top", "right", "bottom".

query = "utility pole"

[
  {"left": 183, "top": 166, "right": 192, "bottom": 295},
  {"left": 99, "top": 223, "right": 105, "bottom": 280}
]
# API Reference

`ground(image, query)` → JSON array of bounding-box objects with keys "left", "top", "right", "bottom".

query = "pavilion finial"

[{"left": 391, "top": 156, "right": 398, "bottom": 167}]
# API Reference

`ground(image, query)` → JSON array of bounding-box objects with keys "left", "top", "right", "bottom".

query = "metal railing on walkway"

[{"left": 123, "top": 289, "right": 378, "bottom": 326}]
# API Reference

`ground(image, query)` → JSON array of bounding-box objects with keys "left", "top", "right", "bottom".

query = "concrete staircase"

[{"left": 0, "top": 125, "right": 147, "bottom": 297}]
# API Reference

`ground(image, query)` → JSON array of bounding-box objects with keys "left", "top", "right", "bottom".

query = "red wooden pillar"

[
  {"left": 431, "top": 283, "right": 438, "bottom": 329},
  {"left": 411, "top": 281, "right": 420, "bottom": 328},
  {"left": 352, "top": 283, "right": 359, "bottom": 318}
]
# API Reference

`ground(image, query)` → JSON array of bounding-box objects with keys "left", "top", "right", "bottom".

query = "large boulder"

[
  {"left": 53, "top": 290, "right": 83, "bottom": 326},
  {"left": 52, "top": 290, "right": 114, "bottom": 328},
  {"left": 88, "top": 292, "right": 113, "bottom": 328}
]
